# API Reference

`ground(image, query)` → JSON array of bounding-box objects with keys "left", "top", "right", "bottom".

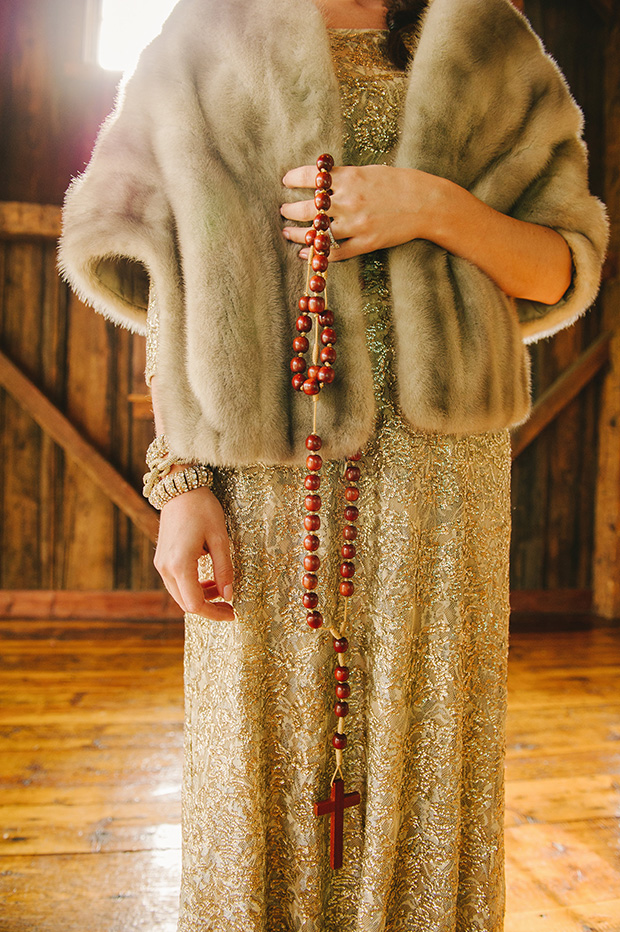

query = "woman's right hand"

[{"left": 153, "top": 484, "right": 235, "bottom": 621}]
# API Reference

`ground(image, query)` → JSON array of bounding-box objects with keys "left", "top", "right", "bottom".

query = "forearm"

[{"left": 421, "top": 174, "right": 573, "bottom": 305}]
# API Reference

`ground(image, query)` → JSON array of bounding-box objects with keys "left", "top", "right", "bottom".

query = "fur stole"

[{"left": 58, "top": 0, "right": 608, "bottom": 466}]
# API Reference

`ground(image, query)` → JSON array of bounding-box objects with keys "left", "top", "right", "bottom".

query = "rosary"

[{"left": 289, "top": 154, "right": 361, "bottom": 870}]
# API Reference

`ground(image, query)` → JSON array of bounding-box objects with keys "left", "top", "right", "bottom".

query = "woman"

[{"left": 59, "top": 0, "right": 608, "bottom": 929}]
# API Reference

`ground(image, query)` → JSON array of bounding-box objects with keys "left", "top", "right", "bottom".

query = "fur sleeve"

[{"left": 58, "top": 55, "right": 185, "bottom": 336}]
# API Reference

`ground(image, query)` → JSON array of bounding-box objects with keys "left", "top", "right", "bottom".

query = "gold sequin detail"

[
  {"left": 328, "top": 30, "right": 407, "bottom": 166},
  {"left": 145, "top": 284, "right": 159, "bottom": 385},
  {"left": 179, "top": 32, "right": 510, "bottom": 932}
]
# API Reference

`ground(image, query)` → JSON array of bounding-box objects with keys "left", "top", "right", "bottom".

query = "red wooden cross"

[{"left": 314, "top": 778, "right": 361, "bottom": 869}]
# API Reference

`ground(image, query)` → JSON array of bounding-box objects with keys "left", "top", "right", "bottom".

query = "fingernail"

[
  {"left": 299, "top": 249, "right": 308, "bottom": 259},
  {"left": 223, "top": 584, "right": 233, "bottom": 602},
  {"left": 283, "top": 229, "right": 290, "bottom": 239}
]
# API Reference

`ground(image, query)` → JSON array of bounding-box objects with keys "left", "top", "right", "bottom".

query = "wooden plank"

[
  {"left": 510, "top": 589, "right": 592, "bottom": 614},
  {"left": 1, "top": 242, "right": 45, "bottom": 588},
  {"left": 511, "top": 331, "right": 612, "bottom": 460},
  {"left": 505, "top": 820, "right": 620, "bottom": 913},
  {"left": 593, "top": 6, "right": 620, "bottom": 619},
  {"left": 0, "top": 202, "right": 61, "bottom": 239},
  {"left": 0, "top": 590, "right": 180, "bottom": 619},
  {"left": 0, "top": 801, "right": 181, "bottom": 856},
  {"left": 0, "top": 851, "right": 180, "bottom": 932},
  {"left": 505, "top": 773, "right": 620, "bottom": 825},
  {"left": 0, "top": 349, "right": 159, "bottom": 544}
]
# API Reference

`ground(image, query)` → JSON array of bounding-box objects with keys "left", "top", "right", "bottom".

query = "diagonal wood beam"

[
  {"left": 511, "top": 331, "right": 612, "bottom": 460},
  {"left": 0, "top": 349, "right": 159, "bottom": 543}
]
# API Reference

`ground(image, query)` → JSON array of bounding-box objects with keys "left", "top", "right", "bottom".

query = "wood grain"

[{"left": 1, "top": 616, "right": 619, "bottom": 930}]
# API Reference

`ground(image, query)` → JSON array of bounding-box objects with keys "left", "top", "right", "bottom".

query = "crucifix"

[{"left": 314, "top": 778, "right": 361, "bottom": 869}]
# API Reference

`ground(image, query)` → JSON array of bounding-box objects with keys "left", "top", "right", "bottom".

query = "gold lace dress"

[{"left": 148, "top": 30, "right": 511, "bottom": 932}]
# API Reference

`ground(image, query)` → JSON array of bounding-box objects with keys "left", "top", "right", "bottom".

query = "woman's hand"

[
  {"left": 281, "top": 164, "right": 437, "bottom": 261},
  {"left": 154, "top": 484, "right": 235, "bottom": 621},
  {"left": 281, "top": 163, "right": 573, "bottom": 304}
]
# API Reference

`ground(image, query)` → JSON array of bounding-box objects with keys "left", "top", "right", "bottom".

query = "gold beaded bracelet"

[
  {"left": 143, "top": 435, "right": 213, "bottom": 508},
  {"left": 147, "top": 464, "right": 214, "bottom": 510}
]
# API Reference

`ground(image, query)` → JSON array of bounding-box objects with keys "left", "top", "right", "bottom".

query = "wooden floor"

[{"left": 0, "top": 615, "right": 619, "bottom": 932}]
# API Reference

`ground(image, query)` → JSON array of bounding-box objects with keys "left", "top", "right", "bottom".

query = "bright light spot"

[{"left": 97, "top": 0, "right": 179, "bottom": 73}]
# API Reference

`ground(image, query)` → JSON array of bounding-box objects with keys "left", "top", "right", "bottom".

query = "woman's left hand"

[{"left": 281, "top": 164, "right": 439, "bottom": 261}]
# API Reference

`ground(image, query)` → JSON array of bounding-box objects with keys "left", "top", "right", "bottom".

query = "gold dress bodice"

[{"left": 176, "top": 32, "right": 510, "bottom": 932}]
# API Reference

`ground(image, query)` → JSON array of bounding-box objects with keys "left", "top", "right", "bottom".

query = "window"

[{"left": 86, "top": 0, "right": 180, "bottom": 73}]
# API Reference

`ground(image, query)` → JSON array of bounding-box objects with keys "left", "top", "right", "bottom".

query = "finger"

[
  {"left": 283, "top": 225, "right": 312, "bottom": 245},
  {"left": 176, "top": 565, "right": 235, "bottom": 621},
  {"left": 282, "top": 165, "right": 320, "bottom": 189},
  {"left": 207, "top": 527, "right": 234, "bottom": 603},
  {"left": 158, "top": 568, "right": 189, "bottom": 614},
  {"left": 280, "top": 199, "right": 316, "bottom": 222}
]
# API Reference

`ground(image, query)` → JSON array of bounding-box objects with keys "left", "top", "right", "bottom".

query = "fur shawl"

[{"left": 58, "top": 0, "right": 608, "bottom": 466}]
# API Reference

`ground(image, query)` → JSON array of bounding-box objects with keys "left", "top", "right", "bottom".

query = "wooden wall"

[
  {"left": 0, "top": 0, "right": 617, "bottom": 601},
  {"left": 510, "top": 0, "right": 608, "bottom": 591},
  {"left": 0, "top": 0, "right": 159, "bottom": 590}
]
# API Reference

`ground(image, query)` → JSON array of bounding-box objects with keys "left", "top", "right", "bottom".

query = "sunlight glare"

[{"left": 97, "top": 0, "right": 179, "bottom": 73}]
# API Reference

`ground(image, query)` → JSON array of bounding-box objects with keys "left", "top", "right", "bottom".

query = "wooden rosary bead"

[
  {"left": 318, "top": 366, "right": 335, "bottom": 384},
  {"left": 296, "top": 314, "right": 312, "bottom": 332},
  {"left": 334, "top": 665, "right": 349, "bottom": 682},
  {"left": 345, "top": 486, "right": 359, "bottom": 502},
  {"left": 317, "top": 154, "right": 334, "bottom": 171},
  {"left": 305, "top": 493, "right": 322, "bottom": 512},
  {"left": 299, "top": 295, "right": 310, "bottom": 312},
  {"left": 308, "top": 295, "right": 325, "bottom": 314},
  {"left": 343, "top": 525, "right": 357, "bottom": 540},
  {"left": 340, "top": 562, "right": 355, "bottom": 578},
  {"left": 310, "top": 273, "right": 326, "bottom": 292},
  {"left": 320, "top": 345, "right": 336, "bottom": 363},
  {"left": 305, "top": 474, "right": 321, "bottom": 490},
  {"left": 306, "top": 453, "right": 323, "bottom": 471},
  {"left": 314, "top": 192, "right": 331, "bottom": 211},
  {"left": 313, "top": 215, "right": 330, "bottom": 232},
  {"left": 293, "top": 335, "right": 309, "bottom": 353},
  {"left": 320, "top": 327, "right": 337, "bottom": 345},
  {"left": 339, "top": 580, "right": 355, "bottom": 597},
  {"left": 305, "top": 228, "right": 317, "bottom": 245},
  {"left": 318, "top": 310, "right": 335, "bottom": 327},
  {"left": 312, "top": 254, "right": 329, "bottom": 273},
  {"left": 344, "top": 505, "right": 359, "bottom": 522},
  {"left": 315, "top": 171, "right": 332, "bottom": 189},
  {"left": 304, "top": 514, "right": 321, "bottom": 531},
  {"left": 302, "top": 379, "right": 320, "bottom": 395},
  {"left": 336, "top": 682, "right": 351, "bottom": 699},
  {"left": 333, "top": 637, "right": 349, "bottom": 653},
  {"left": 332, "top": 733, "right": 347, "bottom": 749},
  {"left": 350, "top": 451, "right": 362, "bottom": 461},
  {"left": 304, "top": 553, "right": 320, "bottom": 571},
  {"left": 334, "top": 701, "right": 349, "bottom": 717},
  {"left": 303, "top": 573, "right": 318, "bottom": 590},
  {"left": 307, "top": 611, "right": 323, "bottom": 629},
  {"left": 303, "top": 591, "right": 319, "bottom": 609},
  {"left": 306, "top": 433, "right": 322, "bottom": 450},
  {"left": 291, "top": 373, "right": 305, "bottom": 391},
  {"left": 290, "top": 357, "right": 306, "bottom": 373},
  {"left": 304, "top": 534, "right": 320, "bottom": 551},
  {"left": 308, "top": 364, "right": 321, "bottom": 381},
  {"left": 341, "top": 543, "right": 356, "bottom": 559},
  {"left": 344, "top": 465, "right": 361, "bottom": 482},
  {"left": 313, "top": 234, "right": 331, "bottom": 254}
]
